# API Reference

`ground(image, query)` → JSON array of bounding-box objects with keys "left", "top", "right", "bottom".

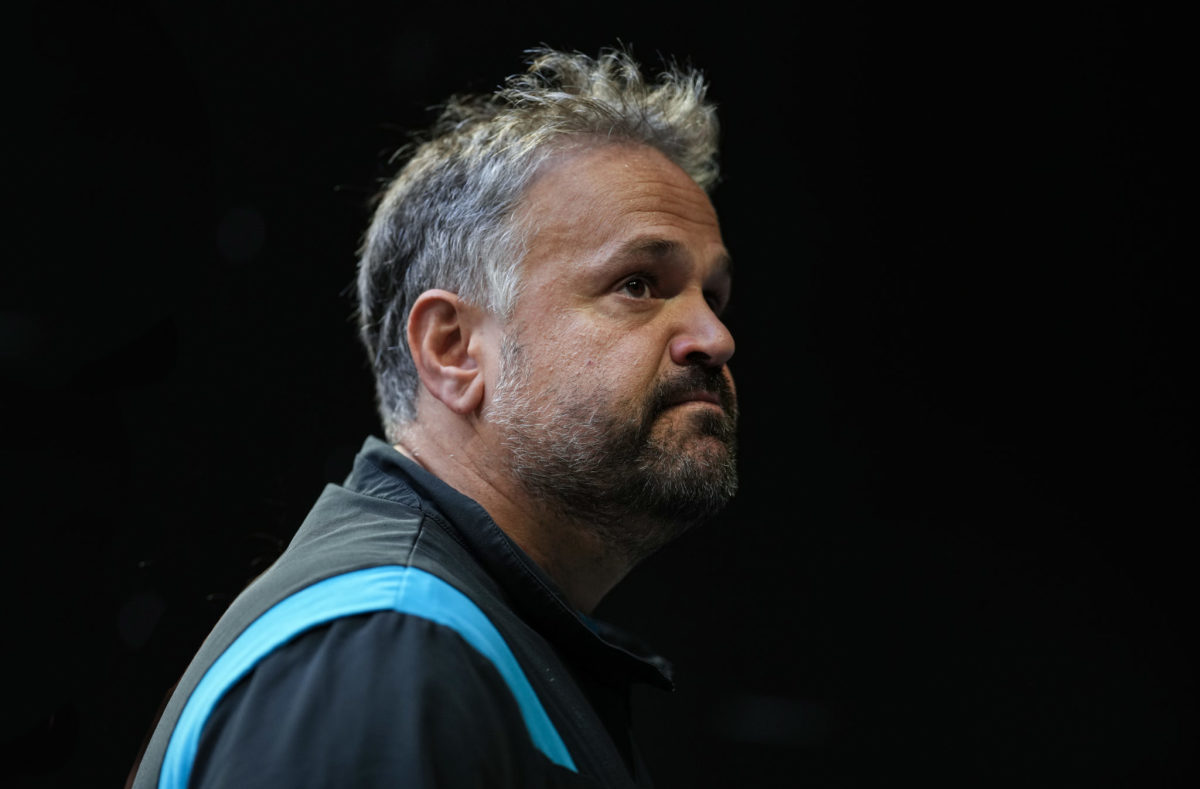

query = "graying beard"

[{"left": 489, "top": 340, "right": 738, "bottom": 562}]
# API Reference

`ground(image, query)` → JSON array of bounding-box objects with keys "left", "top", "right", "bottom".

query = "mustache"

[{"left": 647, "top": 366, "right": 738, "bottom": 421}]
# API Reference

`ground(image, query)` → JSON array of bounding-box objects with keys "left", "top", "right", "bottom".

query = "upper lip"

[{"left": 666, "top": 390, "right": 722, "bottom": 407}]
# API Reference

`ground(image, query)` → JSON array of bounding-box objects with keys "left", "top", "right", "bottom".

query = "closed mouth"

[{"left": 664, "top": 391, "right": 722, "bottom": 408}]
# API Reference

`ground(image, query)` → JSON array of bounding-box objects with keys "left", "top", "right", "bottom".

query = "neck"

[{"left": 394, "top": 422, "right": 632, "bottom": 615}]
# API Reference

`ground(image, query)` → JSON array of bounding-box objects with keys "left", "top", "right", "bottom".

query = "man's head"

[
  {"left": 357, "top": 49, "right": 736, "bottom": 563},
  {"left": 358, "top": 48, "right": 719, "bottom": 432}
]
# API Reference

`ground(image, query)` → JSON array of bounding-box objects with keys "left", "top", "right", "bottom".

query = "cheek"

[
  {"left": 585, "top": 334, "right": 671, "bottom": 400},
  {"left": 524, "top": 316, "right": 670, "bottom": 398}
]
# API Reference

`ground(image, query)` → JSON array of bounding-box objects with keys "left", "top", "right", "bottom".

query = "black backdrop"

[{"left": 3, "top": 1, "right": 1194, "bottom": 786}]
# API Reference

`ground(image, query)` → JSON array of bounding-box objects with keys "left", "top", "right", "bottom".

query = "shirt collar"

[{"left": 344, "top": 436, "right": 674, "bottom": 690}]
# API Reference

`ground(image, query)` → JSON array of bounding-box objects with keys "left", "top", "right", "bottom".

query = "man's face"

[{"left": 485, "top": 143, "right": 737, "bottom": 561}]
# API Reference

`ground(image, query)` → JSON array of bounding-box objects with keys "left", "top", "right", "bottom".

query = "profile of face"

[{"left": 486, "top": 143, "right": 738, "bottom": 562}]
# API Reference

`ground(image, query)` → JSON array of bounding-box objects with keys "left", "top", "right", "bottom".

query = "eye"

[
  {"left": 620, "top": 276, "right": 654, "bottom": 299},
  {"left": 704, "top": 286, "right": 731, "bottom": 316}
]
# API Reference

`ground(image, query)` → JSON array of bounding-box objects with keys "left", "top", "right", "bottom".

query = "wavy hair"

[{"left": 357, "top": 47, "right": 720, "bottom": 440}]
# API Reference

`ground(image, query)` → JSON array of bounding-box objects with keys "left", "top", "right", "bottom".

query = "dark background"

[{"left": 2, "top": 1, "right": 1193, "bottom": 786}]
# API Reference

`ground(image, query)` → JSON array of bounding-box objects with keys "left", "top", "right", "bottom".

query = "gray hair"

[{"left": 356, "top": 47, "right": 720, "bottom": 440}]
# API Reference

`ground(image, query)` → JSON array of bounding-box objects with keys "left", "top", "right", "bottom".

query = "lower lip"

[{"left": 666, "top": 400, "right": 722, "bottom": 410}]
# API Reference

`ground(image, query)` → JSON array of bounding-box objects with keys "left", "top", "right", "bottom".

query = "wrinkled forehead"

[
  {"left": 513, "top": 141, "right": 723, "bottom": 257},
  {"left": 520, "top": 136, "right": 715, "bottom": 198}
]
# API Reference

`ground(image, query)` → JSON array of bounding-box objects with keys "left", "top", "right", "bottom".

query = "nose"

[{"left": 668, "top": 295, "right": 735, "bottom": 369}]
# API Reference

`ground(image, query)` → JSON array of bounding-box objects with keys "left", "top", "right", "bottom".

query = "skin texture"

[{"left": 395, "top": 143, "right": 736, "bottom": 613}]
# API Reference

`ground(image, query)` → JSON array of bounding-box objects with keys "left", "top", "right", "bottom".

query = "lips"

[
  {"left": 657, "top": 370, "right": 734, "bottom": 412},
  {"left": 664, "top": 390, "right": 722, "bottom": 408},
  {"left": 646, "top": 366, "right": 737, "bottom": 431}
]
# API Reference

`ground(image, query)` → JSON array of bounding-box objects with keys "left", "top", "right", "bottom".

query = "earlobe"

[{"left": 407, "top": 290, "right": 488, "bottom": 415}]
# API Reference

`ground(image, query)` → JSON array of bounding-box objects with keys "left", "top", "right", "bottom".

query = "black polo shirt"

[{"left": 130, "top": 437, "right": 673, "bottom": 788}]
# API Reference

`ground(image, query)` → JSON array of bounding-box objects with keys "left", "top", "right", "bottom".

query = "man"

[{"left": 130, "top": 47, "right": 738, "bottom": 788}]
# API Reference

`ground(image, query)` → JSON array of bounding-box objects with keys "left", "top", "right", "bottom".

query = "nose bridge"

[{"left": 669, "top": 288, "right": 735, "bottom": 367}]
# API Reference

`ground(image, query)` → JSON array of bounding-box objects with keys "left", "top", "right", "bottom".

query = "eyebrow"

[{"left": 609, "top": 237, "right": 734, "bottom": 278}]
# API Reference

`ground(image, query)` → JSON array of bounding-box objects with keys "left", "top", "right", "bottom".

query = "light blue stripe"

[{"left": 159, "top": 565, "right": 577, "bottom": 788}]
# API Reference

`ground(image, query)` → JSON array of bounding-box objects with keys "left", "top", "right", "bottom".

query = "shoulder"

[{"left": 191, "top": 610, "right": 536, "bottom": 788}]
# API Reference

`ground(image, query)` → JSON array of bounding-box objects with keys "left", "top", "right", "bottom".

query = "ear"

[{"left": 406, "top": 289, "right": 491, "bottom": 416}]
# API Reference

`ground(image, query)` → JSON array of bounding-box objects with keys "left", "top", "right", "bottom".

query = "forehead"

[{"left": 514, "top": 143, "right": 726, "bottom": 280}]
